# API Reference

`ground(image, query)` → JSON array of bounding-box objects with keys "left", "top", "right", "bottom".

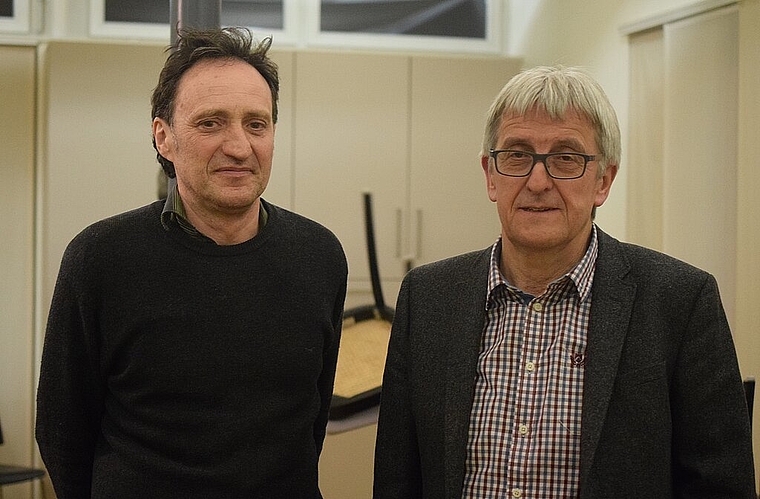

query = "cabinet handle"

[
  {"left": 395, "top": 208, "right": 403, "bottom": 258},
  {"left": 415, "top": 209, "right": 423, "bottom": 261}
]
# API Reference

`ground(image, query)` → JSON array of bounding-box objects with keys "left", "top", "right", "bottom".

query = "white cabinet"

[
  {"left": 265, "top": 50, "right": 295, "bottom": 209},
  {"left": 409, "top": 55, "right": 521, "bottom": 267},
  {"left": 292, "top": 51, "right": 411, "bottom": 296},
  {"left": 290, "top": 51, "right": 521, "bottom": 306},
  {"left": 36, "top": 41, "right": 519, "bottom": 310},
  {"left": 0, "top": 44, "right": 36, "bottom": 499},
  {"left": 32, "top": 41, "right": 521, "bottom": 499}
]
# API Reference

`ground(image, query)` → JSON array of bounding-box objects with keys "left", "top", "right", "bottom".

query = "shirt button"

[
  {"left": 526, "top": 361, "right": 535, "bottom": 372},
  {"left": 518, "top": 424, "right": 528, "bottom": 436},
  {"left": 532, "top": 302, "right": 543, "bottom": 312},
  {"left": 512, "top": 488, "right": 523, "bottom": 498}
]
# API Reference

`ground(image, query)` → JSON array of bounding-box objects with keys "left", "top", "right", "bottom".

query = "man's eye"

[
  {"left": 554, "top": 154, "right": 583, "bottom": 165},
  {"left": 504, "top": 151, "right": 530, "bottom": 161}
]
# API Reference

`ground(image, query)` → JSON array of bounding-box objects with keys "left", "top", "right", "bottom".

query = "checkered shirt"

[{"left": 461, "top": 226, "right": 598, "bottom": 499}]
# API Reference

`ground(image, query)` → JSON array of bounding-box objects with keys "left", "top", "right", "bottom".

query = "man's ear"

[
  {"left": 594, "top": 162, "right": 618, "bottom": 208},
  {"left": 152, "top": 118, "right": 173, "bottom": 160},
  {"left": 482, "top": 155, "right": 497, "bottom": 202}
]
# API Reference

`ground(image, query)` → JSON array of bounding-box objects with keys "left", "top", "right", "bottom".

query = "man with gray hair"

[{"left": 373, "top": 66, "right": 754, "bottom": 498}]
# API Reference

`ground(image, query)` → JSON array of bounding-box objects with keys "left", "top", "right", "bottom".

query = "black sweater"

[{"left": 36, "top": 199, "right": 348, "bottom": 499}]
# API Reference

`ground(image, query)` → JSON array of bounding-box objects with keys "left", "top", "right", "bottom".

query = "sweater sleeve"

[
  {"left": 36, "top": 236, "right": 104, "bottom": 499},
  {"left": 313, "top": 263, "right": 347, "bottom": 456}
]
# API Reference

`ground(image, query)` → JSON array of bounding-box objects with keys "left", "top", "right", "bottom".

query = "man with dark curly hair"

[{"left": 36, "top": 27, "right": 347, "bottom": 499}]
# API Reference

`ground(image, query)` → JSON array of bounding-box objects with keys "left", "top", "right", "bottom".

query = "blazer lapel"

[
  {"left": 579, "top": 230, "right": 636, "bottom": 488},
  {"left": 442, "top": 249, "right": 490, "bottom": 498}
]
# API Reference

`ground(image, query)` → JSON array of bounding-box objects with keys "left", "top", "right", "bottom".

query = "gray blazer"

[{"left": 373, "top": 229, "right": 755, "bottom": 498}]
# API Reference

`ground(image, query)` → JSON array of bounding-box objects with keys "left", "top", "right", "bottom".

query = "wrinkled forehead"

[
  {"left": 507, "top": 104, "right": 591, "bottom": 124},
  {"left": 173, "top": 58, "right": 272, "bottom": 115},
  {"left": 498, "top": 106, "right": 596, "bottom": 135},
  {"left": 494, "top": 107, "right": 600, "bottom": 156}
]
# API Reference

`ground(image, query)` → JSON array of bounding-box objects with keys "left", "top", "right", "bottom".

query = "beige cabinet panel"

[
  {"left": 0, "top": 44, "right": 37, "bottom": 499},
  {"left": 292, "top": 51, "right": 520, "bottom": 309},
  {"left": 319, "top": 424, "right": 377, "bottom": 499},
  {"left": 31, "top": 45, "right": 520, "bottom": 498},
  {"left": 40, "top": 41, "right": 168, "bottom": 311},
  {"left": 409, "top": 55, "right": 521, "bottom": 267},
  {"left": 266, "top": 49, "right": 295, "bottom": 209},
  {"left": 293, "top": 51, "right": 411, "bottom": 286}
]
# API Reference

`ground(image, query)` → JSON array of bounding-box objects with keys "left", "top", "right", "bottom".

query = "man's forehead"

[
  {"left": 503, "top": 105, "right": 591, "bottom": 124},
  {"left": 172, "top": 59, "right": 272, "bottom": 114}
]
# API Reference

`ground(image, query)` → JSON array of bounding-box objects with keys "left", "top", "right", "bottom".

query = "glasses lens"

[
  {"left": 496, "top": 151, "right": 533, "bottom": 176},
  {"left": 547, "top": 154, "right": 585, "bottom": 178}
]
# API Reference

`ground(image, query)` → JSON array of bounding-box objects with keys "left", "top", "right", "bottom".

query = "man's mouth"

[
  {"left": 216, "top": 167, "right": 252, "bottom": 174},
  {"left": 522, "top": 207, "right": 555, "bottom": 212}
]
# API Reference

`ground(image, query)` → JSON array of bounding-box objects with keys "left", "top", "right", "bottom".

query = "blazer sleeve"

[
  {"left": 374, "top": 275, "right": 424, "bottom": 498},
  {"left": 670, "top": 274, "right": 755, "bottom": 497}
]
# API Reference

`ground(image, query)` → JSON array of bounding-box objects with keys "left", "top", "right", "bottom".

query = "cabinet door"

[
  {"left": 409, "top": 56, "right": 521, "bottom": 267},
  {"left": 266, "top": 50, "right": 294, "bottom": 209},
  {"left": 0, "top": 44, "right": 36, "bottom": 499},
  {"left": 293, "top": 51, "right": 410, "bottom": 300},
  {"left": 41, "top": 42, "right": 167, "bottom": 309}
]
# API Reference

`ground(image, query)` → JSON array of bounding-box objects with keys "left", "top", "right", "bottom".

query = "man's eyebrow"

[
  {"left": 191, "top": 109, "right": 272, "bottom": 121},
  {"left": 244, "top": 110, "right": 272, "bottom": 121},
  {"left": 499, "top": 138, "right": 532, "bottom": 149},
  {"left": 500, "top": 137, "right": 587, "bottom": 152}
]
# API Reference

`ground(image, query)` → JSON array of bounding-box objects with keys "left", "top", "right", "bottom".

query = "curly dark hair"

[{"left": 151, "top": 26, "right": 279, "bottom": 178}]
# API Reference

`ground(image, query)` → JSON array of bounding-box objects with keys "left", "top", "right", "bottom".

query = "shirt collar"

[
  {"left": 486, "top": 224, "right": 599, "bottom": 308},
  {"left": 159, "top": 177, "right": 268, "bottom": 243},
  {"left": 160, "top": 176, "right": 212, "bottom": 242}
]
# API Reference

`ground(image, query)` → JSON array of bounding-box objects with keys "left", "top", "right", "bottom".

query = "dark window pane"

[
  {"left": 321, "top": 0, "right": 486, "bottom": 39},
  {"left": 105, "top": 0, "right": 170, "bottom": 24},
  {"left": 103, "top": 0, "right": 283, "bottom": 29},
  {"left": 222, "top": 0, "right": 282, "bottom": 30},
  {"left": 0, "top": 0, "right": 13, "bottom": 18}
]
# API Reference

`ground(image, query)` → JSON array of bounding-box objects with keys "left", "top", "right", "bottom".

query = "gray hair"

[{"left": 481, "top": 66, "right": 621, "bottom": 176}]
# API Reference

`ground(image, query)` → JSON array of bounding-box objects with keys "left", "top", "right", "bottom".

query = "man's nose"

[
  {"left": 525, "top": 159, "right": 553, "bottom": 189},
  {"left": 222, "top": 124, "right": 253, "bottom": 159}
]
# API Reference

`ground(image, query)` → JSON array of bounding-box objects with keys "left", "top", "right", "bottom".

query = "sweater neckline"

[{"left": 154, "top": 198, "right": 278, "bottom": 256}]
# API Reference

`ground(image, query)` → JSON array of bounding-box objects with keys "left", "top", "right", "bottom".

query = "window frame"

[
  {"left": 0, "top": 0, "right": 31, "bottom": 34},
  {"left": 88, "top": 0, "right": 502, "bottom": 54},
  {"left": 306, "top": 0, "right": 501, "bottom": 54}
]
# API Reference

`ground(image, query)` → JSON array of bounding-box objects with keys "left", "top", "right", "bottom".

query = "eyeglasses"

[{"left": 489, "top": 149, "right": 597, "bottom": 179}]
